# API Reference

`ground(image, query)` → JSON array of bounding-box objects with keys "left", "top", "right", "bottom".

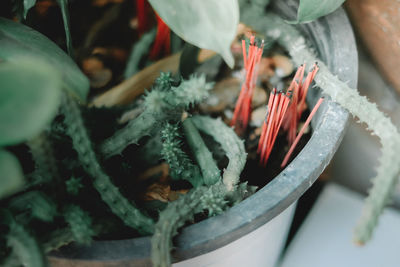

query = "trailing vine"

[{"left": 61, "top": 92, "right": 155, "bottom": 235}]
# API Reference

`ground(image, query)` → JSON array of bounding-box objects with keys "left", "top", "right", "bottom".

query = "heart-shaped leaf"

[
  {"left": 148, "top": 0, "right": 239, "bottom": 68},
  {"left": 0, "top": 58, "right": 62, "bottom": 146},
  {"left": 0, "top": 149, "right": 24, "bottom": 199},
  {"left": 291, "top": 0, "right": 346, "bottom": 24},
  {"left": 0, "top": 17, "right": 89, "bottom": 100}
]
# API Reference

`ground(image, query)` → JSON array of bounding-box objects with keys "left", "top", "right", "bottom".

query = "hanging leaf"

[
  {"left": 0, "top": 17, "right": 89, "bottom": 100},
  {"left": 148, "top": 0, "right": 239, "bottom": 68},
  {"left": 0, "top": 58, "right": 62, "bottom": 146},
  {"left": 290, "top": 0, "right": 346, "bottom": 24},
  {"left": 24, "top": 0, "right": 37, "bottom": 19},
  {"left": 56, "top": 0, "right": 74, "bottom": 57},
  {"left": 0, "top": 149, "right": 25, "bottom": 199}
]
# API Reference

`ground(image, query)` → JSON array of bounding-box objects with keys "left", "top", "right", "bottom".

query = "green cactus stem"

[
  {"left": 151, "top": 115, "right": 251, "bottom": 267},
  {"left": 241, "top": 8, "right": 400, "bottom": 244},
  {"left": 27, "top": 133, "right": 59, "bottom": 186},
  {"left": 63, "top": 205, "right": 94, "bottom": 245},
  {"left": 151, "top": 182, "right": 226, "bottom": 267},
  {"left": 100, "top": 74, "right": 213, "bottom": 158},
  {"left": 191, "top": 115, "right": 247, "bottom": 191},
  {"left": 182, "top": 117, "right": 220, "bottom": 186},
  {"left": 161, "top": 123, "right": 203, "bottom": 187},
  {"left": 6, "top": 218, "right": 46, "bottom": 267},
  {"left": 42, "top": 224, "right": 103, "bottom": 253},
  {"left": 9, "top": 191, "right": 57, "bottom": 222},
  {"left": 61, "top": 92, "right": 154, "bottom": 235}
]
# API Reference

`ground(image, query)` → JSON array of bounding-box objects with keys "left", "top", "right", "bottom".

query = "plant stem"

[
  {"left": 182, "top": 117, "right": 220, "bottom": 186},
  {"left": 7, "top": 219, "right": 46, "bottom": 267},
  {"left": 161, "top": 123, "right": 203, "bottom": 187},
  {"left": 27, "top": 133, "right": 59, "bottom": 186},
  {"left": 242, "top": 9, "right": 400, "bottom": 244},
  {"left": 100, "top": 74, "right": 213, "bottom": 158},
  {"left": 151, "top": 182, "right": 227, "bottom": 267},
  {"left": 191, "top": 115, "right": 247, "bottom": 191},
  {"left": 63, "top": 205, "right": 94, "bottom": 245},
  {"left": 61, "top": 92, "right": 154, "bottom": 235}
]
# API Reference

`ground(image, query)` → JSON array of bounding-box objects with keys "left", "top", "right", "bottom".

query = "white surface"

[
  {"left": 174, "top": 203, "right": 296, "bottom": 267},
  {"left": 280, "top": 183, "right": 400, "bottom": 267}
]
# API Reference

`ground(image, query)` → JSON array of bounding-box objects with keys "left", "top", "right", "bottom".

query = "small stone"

[
  {"left": 199, "top": 77, "right": 241, "bottom": 113},
  {"left": 251, "top": 106, "right": 267, "bottom": 127},
  {"left": 252, "top": 87, "right": 267, "bottom": 108},
  {"left": 272, "top": 55, "right": 294, "bottom": 78}
]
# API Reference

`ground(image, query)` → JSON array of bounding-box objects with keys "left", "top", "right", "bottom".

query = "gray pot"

[{"left": 48, "top": 1, "right": 358, "bottom": 266}]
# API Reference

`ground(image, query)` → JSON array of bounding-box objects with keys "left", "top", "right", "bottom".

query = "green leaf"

[
  {"left": 0, "top": 17, "right": 89, "bottom": 100},
  {"left": 56, "top": 0, "right": 74, "bottom": 57},
  {"left": 291, "top": 0, "right": 346, "bottom": 24},
  {"left": 0, "top": 149, "right": 25, "bottom": 199},
  {"left": 148, "top": 0, "right": 239, "bottom": 68},
  {"left": 0, "top": 58, "right": 62, "bottom": 146},
  {"left": 23, "top": 0, "right": 37, "bottom": 19}
]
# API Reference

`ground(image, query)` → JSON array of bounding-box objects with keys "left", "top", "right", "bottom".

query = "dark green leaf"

[
  {"left": 24, "top": 0, "right": 37, "bottom": 19},
  {"left": 291, "top": 0, "right": 346, "bottom": 24},
  {"left": 56, "top": 0, "right": 74, "bottom": 57},
  {"left": 0, "top": 17, "right": 89, "bottom": 100},
  {"left": 148, "top": 0, "right": 239, "bottom": 68},
  {"left": 0, "top": 58, "right": 62, "bottom": 146},
  {"left": 0, "top": 149, "right": 24, "bottom": 199}
]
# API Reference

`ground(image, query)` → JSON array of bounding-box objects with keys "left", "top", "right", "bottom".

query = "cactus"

[
  {"left": 27, "top": 133, "right": 59, "bottom": 185},
  {"left": 182, "top": 117, "right": 220, "bottom": 186},
  {"left": 151, "top": 182, "right": 225, "bottom": 267},
  {"left": 191, "top": 115, "right": 247, "bottom": 191},
  {"left": 6, "top": 218, "right": 46, "bottom": 267},
  {"left": 100, "top": 74, "right": 213, "bottom": 157},
  {"left": 65, "top": 176, "right": 84, "bottom": 195},
  {"left": 63, "top": 205, "right": 94, "bottom": 245},
  {"left": 161, "top": 123, "right": 203, "bottom": 187},
  {"left": 241, "top": 7, "right": 400, "bottom": 244},
  {"left": 151, "top": 115, "right": 251, "bottom": 267},
  {"left": 9, "top": 191, "right": 57, "bottom": 222},
  {"left": 61, "top": 92, "right": 155, "bottom": 235}
]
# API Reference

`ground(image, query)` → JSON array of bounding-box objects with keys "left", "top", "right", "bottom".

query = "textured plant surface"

[
  {"left": 161, "top": 123, "right": 203, "bottom": 187},
  {"left": 63, "top": 205, "right": 94, "bottom": 245},
  {"left": 100, "top": 74, "right": 213, "bottom": 157},
  {"left": 191, "top": 115, "right": 247, "bottom": 191},
  {"left": 61, "top": 92, "right": 155, "bottom": 235},
  {"left": 241, "top": 6, "right": 400, "bottom": 244},
  {"left": 182, "top": 117, "right": 220, "bottom": 186},
  {"left": 151, "top": 115, "right": 250, "bottom": 267},
  {"left": 6, "top": 216, "right": 46, "bottom": 267}
]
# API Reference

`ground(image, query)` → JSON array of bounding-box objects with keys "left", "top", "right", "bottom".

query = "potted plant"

[{"left": 0, "top": 0, "right": 397, "bottom": 267}]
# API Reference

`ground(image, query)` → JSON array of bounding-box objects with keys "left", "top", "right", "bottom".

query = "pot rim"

[{"left": 49, "top": 0, "right": 358, "bottom": 264}]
